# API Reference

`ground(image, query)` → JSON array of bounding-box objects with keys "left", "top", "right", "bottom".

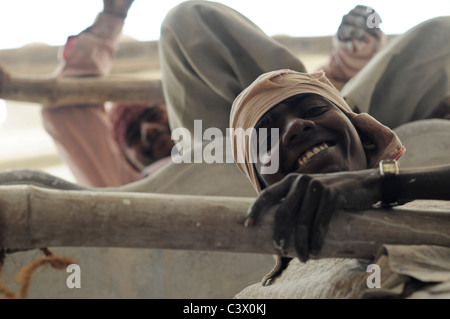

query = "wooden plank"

[
  {"left": 0, "top": 67, "right": 164, "bottom": 107},
  {"left": 0, "top": 35, "right": 399, "bottom": 75},
  {"left": 0, "top": 40, "right": 161, "bottom": 75},
  {"left": 0, "top": 37, "right": 330, "bottom": 75},
  {"left": 0, "top": 185, "right": 449, "bottom": 259}
]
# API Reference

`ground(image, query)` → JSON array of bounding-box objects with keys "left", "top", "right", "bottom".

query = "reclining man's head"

[
  {"left": 253, "top": 93, "right": 367, "bottom": 187},
  {"left": 230, "top": 69, "right": 405, "bottom": 192}
]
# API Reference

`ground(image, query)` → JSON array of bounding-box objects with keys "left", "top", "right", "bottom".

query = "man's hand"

[
  {"left": 337, "top": 5, "right": 383, "bottom": 43},
  {"left": 245, "top": 169, "right": 382, "bottom": 262},
  {"left": 103, "top": 0, "right": 135, "bottom": 18}
]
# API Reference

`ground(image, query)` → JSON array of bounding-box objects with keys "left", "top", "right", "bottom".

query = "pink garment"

[{"left": 41, "top": 12, "right": 165, "bottom": 187}]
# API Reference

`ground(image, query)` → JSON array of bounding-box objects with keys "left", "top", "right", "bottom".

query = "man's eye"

[{"left": 304, "top": 106, "right": 328, "bottom": 118}]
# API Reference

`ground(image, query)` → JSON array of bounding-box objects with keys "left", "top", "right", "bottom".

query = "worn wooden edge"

[
  {"left": 0, "top": 185, "right": 449, "bottom": 260},
  {"left": 0, "top": 35, "right": 400, "bottom": 75},
  {"left": 0, "top": 69, "right": 165, "bottom": 107}
]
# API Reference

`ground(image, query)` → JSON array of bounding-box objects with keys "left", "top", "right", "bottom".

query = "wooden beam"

[
  {"left": 0, "top": 40, "right": 161, "bottom": 76},
  {"left": 0, "top": 37, "right": 330, "bottom": 76},
  {"left": 0, "top": 185, "right": 449, "bottom": 259},
  {"left": 0, "top": 35, "right": 400, "bottom": 76},
  {"left": 0, "top": 67, "right": 164, "bottom": 107}
]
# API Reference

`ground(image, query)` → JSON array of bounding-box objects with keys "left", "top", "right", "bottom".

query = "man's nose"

[{"left": 281, "top": 117, "right": 316, "bottom": 146}]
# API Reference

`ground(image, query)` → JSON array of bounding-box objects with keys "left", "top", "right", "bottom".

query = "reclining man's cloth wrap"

[{"left": 230, "top": 69, "right": 406, "bottom": 193}]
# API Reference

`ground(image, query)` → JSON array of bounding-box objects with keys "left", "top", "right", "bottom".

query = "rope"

[
  {"left": 0, "top": 169, "right": 105, "bottom": 298},
  {"left": 0, "top": 170, "right": 82, "bottom": 299},
  {"left": 0, "top": 248, "right": 75, "bottom": 299},
  {"left": 0, "top": 250, "right": 16, "bottom": 299}
]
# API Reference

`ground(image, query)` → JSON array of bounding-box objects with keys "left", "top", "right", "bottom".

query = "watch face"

[{"left": 380, "top": 160, "right": 399, "bottom": 176}]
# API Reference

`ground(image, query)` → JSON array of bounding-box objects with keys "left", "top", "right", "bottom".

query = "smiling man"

[
  {"left": 230, "top": 69, "right": 406, "bottom": 261},
  {"left": 230, "top": 69, "right": 405, "bottom": 189},
  {"left": 159, "top": 1, "right": 450, "bottom": 266},
  {"left": 228, "top": 68, "right": 450, "bottom": 299},
  {"left": 254, "top": 92, "right": 368, "bottom": 183}
]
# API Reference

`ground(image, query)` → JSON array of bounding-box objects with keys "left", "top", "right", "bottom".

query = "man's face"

[
  {"left": 123, "top": 106, "right": 174, "bottom": 171},
  {"left": 254, "top": 94, "right": 367, "bottom": 187}
]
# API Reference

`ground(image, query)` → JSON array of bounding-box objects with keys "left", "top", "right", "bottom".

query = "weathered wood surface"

[
  {"left": 0, "top": 35, "right": 401, "bottom": 106},
  {"left": 0, "top": 67, "right": 164, "bottom": 107},
  {"left": 0, "top": 35, "right": 400, "bottom": 75},
  {"left": 0, "top": 185, "right": 449, "bottom": 259},
  {"left": 0, "top": 37, "right": 334, "bottom": 75}
]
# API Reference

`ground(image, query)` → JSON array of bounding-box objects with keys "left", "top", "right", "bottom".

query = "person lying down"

[{"left": 230, "top": 69, "right": 450, "bottom": 296}]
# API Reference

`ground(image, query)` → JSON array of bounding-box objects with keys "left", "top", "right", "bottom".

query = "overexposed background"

[
  {"left": 0, "top": 0, "right": 448, "bottom": 183},
  {"left": 1, "top": 0, "right": 448, "bottom": 50}
]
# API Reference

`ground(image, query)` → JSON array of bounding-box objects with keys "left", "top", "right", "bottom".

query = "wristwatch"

[{"left": 379, "top": 159, "right": 400, "bottom": 207}]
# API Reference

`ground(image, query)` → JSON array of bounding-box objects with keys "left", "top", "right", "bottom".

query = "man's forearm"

[{"left": 398, "top": 164, "right": 450, "bottom": 201}]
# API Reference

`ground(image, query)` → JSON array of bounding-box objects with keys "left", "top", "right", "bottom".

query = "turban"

[{"left": 230, "top": 69, "right": 405, "bottom": 193}]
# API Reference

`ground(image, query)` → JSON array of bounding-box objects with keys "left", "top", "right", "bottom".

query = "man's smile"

[{"left": 297, "top": 142, "right": 331, "bottom": 168}]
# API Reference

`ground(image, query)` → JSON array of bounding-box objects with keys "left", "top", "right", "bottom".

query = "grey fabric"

[
  {"left": 158, "top": 0, "right": 305, "bottom": 145},
  {"left": 341, "top": 16, "right": 450, "bottom": 129},
  {"left": 120, "top": 139, "right": 258, "bottom": 197},
  {"left": 235, "top": 231, "right": 450, "bottom": 299},
  {"left": 393, "top": 119, "right": 450, "bottom": 168},
  {"left": 234, "top": 257, "right": 367, "bottom": 299}
]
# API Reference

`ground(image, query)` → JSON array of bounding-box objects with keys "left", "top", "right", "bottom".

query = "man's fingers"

[
  {"left": 338, "top": 6, "right": 383, "bottom": 42},
  {"left": 294, "top": 225, "right": 309, "bottom": 262},
  {"left": 293, "top": 180, "right": 321, "bottom": 261},
  {"left": 342, "top": 14, "right": 368, "bottom": 30},
  {"left": 350, "top": 5, "right": 372, "bottom": 17},
  {"left": 338, "top": 25, "right": 366, "bottom": 42},
  {"left": 245, "top": 174, "right": 297, "bottom": 227},
  {"left": 309, "top": 189, "right": 343, "bottom": 255},
  {"left": 271, "top": 175, "right": 307, "bottom": 255}
]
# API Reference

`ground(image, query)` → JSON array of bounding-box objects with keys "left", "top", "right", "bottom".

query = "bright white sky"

[{"left": 1, "top": 0, "right": 449, "bottom": 50}]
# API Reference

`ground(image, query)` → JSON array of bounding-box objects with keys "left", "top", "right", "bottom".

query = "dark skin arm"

[
  {"left": 397, "top": 164, "right": 450, "bottom": 200},
  {"left": 245, "top": 163, "right": 450, "bottom": 262}
]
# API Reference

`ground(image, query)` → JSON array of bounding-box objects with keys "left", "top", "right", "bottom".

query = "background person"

[{"left": 41, "top": 0, "right": 174, "bottom": 188}]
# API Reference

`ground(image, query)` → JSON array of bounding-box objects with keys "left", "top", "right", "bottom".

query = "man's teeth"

[{"left": 298, "top": 142, "right": 329, "bottom": 167}]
